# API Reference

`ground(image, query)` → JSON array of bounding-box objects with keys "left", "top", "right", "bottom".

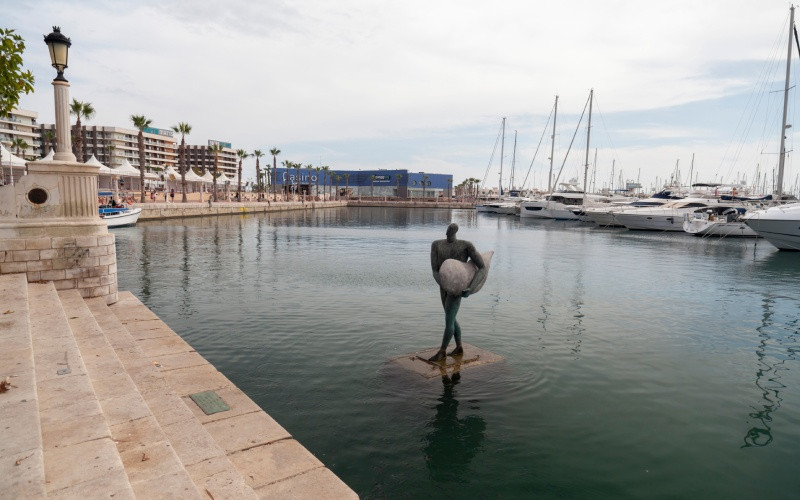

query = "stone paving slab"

[
  {"left": 389, "top": 343, "right": 504, "bottom": 378},
  {"left": 229, "top": 439, "right": 324, "bottom": 490},
  {"left": 255, "top": 466, "right": 359, "bottom": 499},
  {"left": 204, "top": 411, "right": 291, "bottom": 454}
]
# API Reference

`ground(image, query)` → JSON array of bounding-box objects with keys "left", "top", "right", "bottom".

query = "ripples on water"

[{"left": 114, "top": 208, "right": 800, "bottom": 498}]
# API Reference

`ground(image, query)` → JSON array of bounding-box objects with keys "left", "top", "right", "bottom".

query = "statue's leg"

[
  {"left": 449, "top": 319, "right": 463, "bottom": 356},
  {"left": 429, "top": 294, "right": 461, "bottom": 362}
]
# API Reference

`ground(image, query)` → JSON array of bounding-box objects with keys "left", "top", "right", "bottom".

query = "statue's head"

[{"left": 446, "top": 222, "right": 458, "bottom": 241}]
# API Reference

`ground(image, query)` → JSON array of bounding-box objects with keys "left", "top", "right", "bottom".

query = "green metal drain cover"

[{"left": 189, "top": 390, "right": 231, "bottom": 415}]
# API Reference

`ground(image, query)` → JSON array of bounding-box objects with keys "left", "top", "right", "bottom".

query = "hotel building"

[
  {"left": 39, "top": 124, "right": 178, "bottom": 171},
  {"left": 1, "top": 109, "right": 41, "bottom": 158},
  {"left": 184, "top": 141, "right": 238, "bottom": 179}
]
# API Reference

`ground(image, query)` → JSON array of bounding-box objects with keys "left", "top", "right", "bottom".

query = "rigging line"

[
  {"left": 550, "top": 93, "right": 591, "bottom": 201},
  {"left": 718, "top": 11, "right": 789, "bottom": 182},
  {"left": 521, "top": 101, "right": 555, "bottom": 190},
  {"left": 481, "top": 120, "right": 503, "bottom": 187},
  {"left": 592, "top": 96, "right": 622, "bottom": 184}
]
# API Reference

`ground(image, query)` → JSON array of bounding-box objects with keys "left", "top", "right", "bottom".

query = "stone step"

[
  {"left": 86, "top": 294, "right": 259, "bottom": 499},
  {"left": 106, "top": 292, "right": 357, "bottom": 498},
  {"left": 0, "top": 273, "right": 45, "bottom": 498},
  {"left": 27, "top": 282, "right": 135, "bottom": 498},
  {"left": 59, "top": 289, "right": 203, "bottom": 498}
]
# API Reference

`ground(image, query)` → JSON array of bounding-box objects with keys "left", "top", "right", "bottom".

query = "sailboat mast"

[
  {"left": 548, "top": 96, "right": 558, "bottom": 193},
  {"left": 511, "top": 130, "right": 518, "bottom": 192},
  {"left": 777, "top": 5, "right": 794, "bottom": 203},
  {"left": 582, "top": 89, "right": 594, "bottom": 206},
  {"left": 499, "top": 117, "right": 506, "bottom": 197}
]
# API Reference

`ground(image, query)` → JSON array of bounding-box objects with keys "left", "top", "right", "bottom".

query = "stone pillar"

[
  {"left": 0, "top": 161, "right": 118, "bottom": 304},
  {"left": 52, "top": 80, "right": 76, "bottom": 163}
]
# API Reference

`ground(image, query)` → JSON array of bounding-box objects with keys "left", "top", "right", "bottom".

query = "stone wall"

[{"left": 0, "top": 234, "right": 117, "bottom": 304}]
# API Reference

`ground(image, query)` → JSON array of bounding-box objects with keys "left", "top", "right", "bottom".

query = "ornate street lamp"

[
  {"left": 43, "top": 26, "right": 76, "bottom": 162},
  {"left": 44, "top": 26, "right": 71, "bottom": 82}
]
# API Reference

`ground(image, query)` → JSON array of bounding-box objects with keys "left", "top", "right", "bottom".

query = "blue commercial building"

[{"left": 273, "top": 168, "right": 453, "bottom": 198}]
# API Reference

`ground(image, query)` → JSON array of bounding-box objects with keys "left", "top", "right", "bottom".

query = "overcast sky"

[{"left": 8, "top": 0, "right": 800, "bottom": 192}]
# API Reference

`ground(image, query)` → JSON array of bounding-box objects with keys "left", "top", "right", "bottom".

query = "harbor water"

[{"left": 114, "top": 207, "right": 800, "bottom": 498}]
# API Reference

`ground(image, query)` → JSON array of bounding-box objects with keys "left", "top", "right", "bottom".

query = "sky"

[{"left": 7, "top": 0, "right": 800, "bottom": 192}]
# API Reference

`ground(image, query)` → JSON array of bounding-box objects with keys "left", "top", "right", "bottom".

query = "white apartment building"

[
  {"left": 39, "top": 124, "right": 178, "bottom": 171},
  {"left": 1, "top": 109, "right": 41, "bottom": 159}
]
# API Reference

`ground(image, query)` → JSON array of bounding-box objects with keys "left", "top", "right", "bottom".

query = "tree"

[
  {"left": 270, "top": 148, "right": 281, "bottom": 201},
  {"left": 70, "top": 99, "right": 95, "bottom": 162},
  {"left": 236, "top": 149, "right": 249, "bottom": 201},
  {"left": 130, "top": 115, "right": 152, "bottom": 202},
  {"left": 106, "top": 143, "right": 116, "bottom": 166},
  {"left": 422, "top": 175, "right": 429, "bottom": 199},
  {"left": 253, "top": 149, "right": 264, "bottom": 199},
  {"left": 294, "top": 162, "right": 301, "bottom": 198},
  {"left": 370, "top": 174, "right": 376, "bottom": 198},
  {"left": 321, "top": 166, "right": 330, "bottom": 199},
  {"left": 171, "top": 122, "right": 192, "bottom": 202},
  {"left": 0, "top": 29, "right": 34, "bottom": 117},
  {"left": 314, "top": 167, "right": 321, "bottom": 198},
  {"left": 209, "top": 143, "right": 224, "bottom": 201},
  {"left": 447, "top": 178, "right": 453, "bottom": 199},
  {"left": 396, "top": 173, "right": 403, "bottom": 198},
  {"left": 10, "top": 137, "right": 28, "bottom": 158},
  {"left": 43, "top": 129, "right": 56, "bottom": 154},
  {"left": 343, "top": 173, "right": 350, "bottom": 199},
  {"left": 335, "top": 175, "right": 341, "bottom": 200}
]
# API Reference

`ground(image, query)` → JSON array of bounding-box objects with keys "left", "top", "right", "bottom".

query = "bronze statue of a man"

[{"left": 429, "top": 223, "right": 486, "bottom": 362}]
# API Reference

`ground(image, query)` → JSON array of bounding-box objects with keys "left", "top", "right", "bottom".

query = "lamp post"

[{"left": 43, "top": 26, "right": 76, "bottom": 162}]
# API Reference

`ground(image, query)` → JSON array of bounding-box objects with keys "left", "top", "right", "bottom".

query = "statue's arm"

[
  {"left": 463, "top": 244, "right": 486, "bottom": 296},
  {"left": 431, "top": 242, "right": 442, "bottom": 286}
]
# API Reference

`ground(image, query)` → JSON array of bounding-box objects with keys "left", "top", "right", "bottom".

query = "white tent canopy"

[
  {"left": 163, "top": 165, "right": 180, "bottom": 181},
  {"left": 1, "top": 143, "right": 27, "bottom": 167},
  {"left": 85, "top": 154, "right": 113, "bottom": 174},
  {"left": 201, "top": 171, "right": 214, "bottom": 183},
  {"left": 39, "top": 148, "right": 54, "bottom": 161},
  {"left": 112, "top": 158, "right": 141, "bottom": 176},
  {"left": 216, "top": 172, "right": 232, "bottom": 184},
  {"left": 185, "top": 168, "right": 206, "bottom": 182}
]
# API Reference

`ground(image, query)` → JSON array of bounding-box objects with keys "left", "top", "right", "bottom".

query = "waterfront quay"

[
  {"left": 0, "top": 272, "right": 357, "bottom": 498},
  {"left": 133, "top": 198, "right": 474, "bottom": 220}
]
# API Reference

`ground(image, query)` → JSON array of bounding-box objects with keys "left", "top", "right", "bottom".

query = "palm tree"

[
  {"left": 447, "top": 178, "right": 453, "bottom": 199},
  {"left": 422, "top": 175, "right": 429, "bottom": 199},
  {"left": 10, "top": 137, "right": 28, "bottom": 158},
  {"left": 305, "top": 164, "right": 314, "bottom": 198},
  {"left": 43, "top": 129, "right": 56, "bottom": 154},
  {"left": 106, "top": 143, "right": 116, "bottom": 166},
  {"left": 171, "top": 122, "right": 192, "bottom": 202},
  {"left": 321, "top": 166, "right": 330, "bottom": 199},
  {"left": 370, "top": 174, "right": 376, "bottom": 198},
  {"left": 396, "top": 173, "right": 403, "bottom": 198},
  {"left": 270, "top": 148, "right": 280, "bottom": 201},
  {"left": 335, "top": 175, "right": 341, "bottom": 200},
  {"left": 130, "top": 115, "right": 152, "bottom": 203},
  {"left": 294, "top": 162, "right": 302, "bottom": 199},
  {"left": 343, "top": 173, "right": 350, "bottom": 199},
  {"left": 70, "top": 99, "right": 95, "bottom": 162},
  {"left": 209, "top": 143, "right": 224, "bottom": 201},
  {"left": 236, "top": 149, "right": 249, "bottom": 201},
  {"left": 252, "top": 149, "right": 264, "bottom": 199},
  {"left": 313, "top": 167, "right": 321, "bottom": 198}
]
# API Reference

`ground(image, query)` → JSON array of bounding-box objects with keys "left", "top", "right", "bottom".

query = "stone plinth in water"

[{"left": 389, "top": 343, "right": 503, "bottom": 378}]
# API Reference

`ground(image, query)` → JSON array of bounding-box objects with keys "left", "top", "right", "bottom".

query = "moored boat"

[{"left": 744, "top": 203, "right": 800, "bottom": 249}]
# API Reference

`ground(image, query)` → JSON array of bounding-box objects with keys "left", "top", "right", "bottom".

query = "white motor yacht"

[
  {"left": 583, "top": 189, "right": 686, "bottom": 227},
  {"left": 743, "top": 202, "right": 800, "bottom": 250},
  {"left": 614, "top": 198, "right": 723, "bottom": 231},
  {"left": 682, "top": 206, "right": 759, "bottom": 237},
  {"left": 519, "top": 182, "right": 609, "bottom": 220}
]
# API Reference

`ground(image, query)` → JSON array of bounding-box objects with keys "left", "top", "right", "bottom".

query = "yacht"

[
  {"left": 519, "top": 182, "right": 610, "bottom": 220},
  {"left": 614, "top": 197, "right": 723, "bottom": 231},
  {"left": 583, "top": 189, "right": 685, "bottom": 227},
  {"left": 682, "top": 206, "right": 759, "bottom": 237},
  {"left": 743, "top": 202, "right": 800, "bottom": 250}
]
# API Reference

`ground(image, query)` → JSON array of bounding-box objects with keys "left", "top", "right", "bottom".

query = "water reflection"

[
  {"left": 138, "top": 225, "right": 152, "bottom": 300},
  {"left": 742, "top": 295, "right": 800, "bottom": 447},
  {"left": 569, "top": 270, "right": 585, "bottom": 357},
  {"left": 423, "top": 366, "right": 486, "bottom": 483}
]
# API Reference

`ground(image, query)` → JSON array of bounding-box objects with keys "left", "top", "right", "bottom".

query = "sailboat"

[
  {"left": 520, "top": 90, "right": 613, "bottom": 219},
  {"left": 744, "top": 6, "right": 800, "bottom": 249}
]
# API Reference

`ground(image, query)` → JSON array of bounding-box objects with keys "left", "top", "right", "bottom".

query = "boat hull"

[
  {"left": 101, "top": 207, "right": 142, "bottom": 228},
  {"left": 744, "top": 203, "right": 800, "bottom": 250},
  {"left": 615, "top": 213, "right": 686, "bottom": 231},
  {"left": 683, "top": 219, "right": 759, "bottom": 237}
]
